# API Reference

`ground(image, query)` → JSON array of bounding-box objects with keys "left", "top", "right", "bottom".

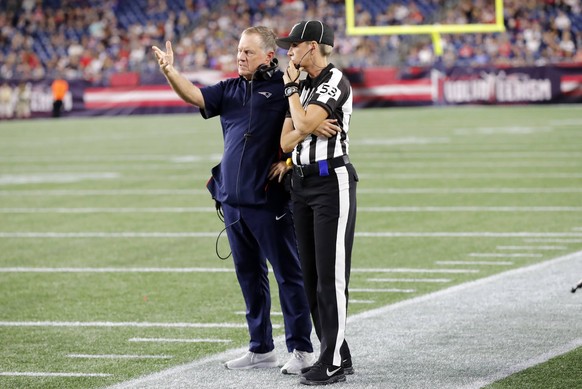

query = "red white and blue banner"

[
  {"left": 2, "top": 65, "right": 581, "bottom": 119},
  {"left": 346, "top": 64, "right": 582, "bottom": 106}
]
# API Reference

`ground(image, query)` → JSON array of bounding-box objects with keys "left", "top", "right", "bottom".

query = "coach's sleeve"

[{"left": 199, "top": 81, "right": 225, "bottom": 119}]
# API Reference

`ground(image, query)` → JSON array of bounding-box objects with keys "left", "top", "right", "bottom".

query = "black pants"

[
  {"left": 291, "top": 162, "right": 358, "bottom": 366},
  {"left": 52, "top": 99, "right": 63, "bottom": 117}
]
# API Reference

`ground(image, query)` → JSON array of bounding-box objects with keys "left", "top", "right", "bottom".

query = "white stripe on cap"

[
  {"left": 300, "top": 21, "right": 309, "bottom": 39},
  {"left": 300, "top": 20, "right": 325, "bottom": 43},
  {"left": 317, "top": 20, "right": 324, "bottom": 43},
  {"left": 290, "top": 22, "right": 300, "bottom": 36}
]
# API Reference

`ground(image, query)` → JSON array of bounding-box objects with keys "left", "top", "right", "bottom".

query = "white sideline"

[
  {"left": 435, "top": 260, "right": 514, "bottom": 266},
  {"left": 358, "top": 173, "right": 582, "bottom": 179},
  {"left": 2, "top": 206, "right": 582, "bottom": 213},
  {"left": 0, "top": 267, "right": 232, "bottom": 273},
  {"left": 367, "top": 278, "right": 451, "bottom": 283},
  {"left": 128, "top": 338, "right": 232, "bottom": 344},
  {"left": 1, "top": 187, "right": 582, "bottom": 196},
  {"left": 0, "top": 321, "right": 266, "bottom": 329},
  {"left": 469, "top": 253, "right": 543, "bottom": 257},
  {"left": 496, "top": 245, "right": 567, "bottom": 250},
  {"left": 459, "top": 337, "right": 582, "bottom": 389},
  {"left": 0, "top": 372, "right": 112, "bottom": 377},
  {"left": 359, "top": 206, "right": 582, "bottom": 212},
  {"left": 1, "top": 231, "right": 582, "bottom": 238},
  {"left": 105, "top": 250, "right": 582, "bottom": 389},
  {"left": 67, "top": 354, "right": 173, "bottom": 359},
  {"left": 0, "top": 267, "right": 478, "bottom": 274},
  {"left": 350, "top": 288, "right": 415, "bottom": 293},
  {"left": 525, "top": 238, "right": 582, "bottom": 243}
]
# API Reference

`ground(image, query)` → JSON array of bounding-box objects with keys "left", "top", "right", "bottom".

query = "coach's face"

[{"left": 237, "top": 32, "right": 271, "bottom": 80}]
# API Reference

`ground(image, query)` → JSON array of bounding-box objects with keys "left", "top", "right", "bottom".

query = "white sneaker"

[
  {"left": 280, "top": 349, "right": 316, "bottom": 375},
  {"left": 224, "top": 351, "right": 278, "bottom": 370}
]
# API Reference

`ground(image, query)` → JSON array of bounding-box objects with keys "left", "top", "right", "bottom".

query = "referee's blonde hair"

[{"left": 319, "top": 43, "right": 333, "bottom": 58}]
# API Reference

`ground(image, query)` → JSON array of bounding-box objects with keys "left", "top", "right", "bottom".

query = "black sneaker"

[
  {"left": 302, "top": 359, "right": 353, "bottom": 376},
  {"left": 340, "top": 341, "right": 354, "bottom": 375},
  {"left": 341, "top": 358, "right": 354, "bottom": 375},
  {"left": 300, "top": 362, "right": 346, "bottom": 385},
  {"left": 300, "top": 360, "right": 321, "bottom": 375}
]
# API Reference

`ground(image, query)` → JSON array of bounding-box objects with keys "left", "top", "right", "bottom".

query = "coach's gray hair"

[{"left": 242, "top": 26, "right": 278, "bottom": 53}]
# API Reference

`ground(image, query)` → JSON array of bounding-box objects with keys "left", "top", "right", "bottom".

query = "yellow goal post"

[{"left": 345, "top": 0, "right": 505, "bottom": 56}]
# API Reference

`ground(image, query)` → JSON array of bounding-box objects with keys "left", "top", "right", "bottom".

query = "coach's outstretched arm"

[{"left": 152, "top": 41, "right": 205, "bottom": 109}]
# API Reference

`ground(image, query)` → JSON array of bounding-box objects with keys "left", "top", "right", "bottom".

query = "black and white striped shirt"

[{"left": 293, "top": 63, "right": 353, "bottom": 165}]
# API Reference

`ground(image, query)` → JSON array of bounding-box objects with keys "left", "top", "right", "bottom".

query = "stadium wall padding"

[{"left": 3, "top": 65, "right": 581, "bottom": 119}]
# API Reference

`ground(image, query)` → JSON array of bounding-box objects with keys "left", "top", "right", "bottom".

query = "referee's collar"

[{"left": 303, "top": 63, "right": 334, "bottom": 88}]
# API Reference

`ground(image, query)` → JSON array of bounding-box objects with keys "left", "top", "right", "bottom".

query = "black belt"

[{"left": 293, "top": 155, "right": 350, "bottom": 178}]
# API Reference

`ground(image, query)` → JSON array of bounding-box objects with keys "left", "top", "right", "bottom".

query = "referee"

[{"left": 277, "top": 20, "right": 358, "bottom": 386}]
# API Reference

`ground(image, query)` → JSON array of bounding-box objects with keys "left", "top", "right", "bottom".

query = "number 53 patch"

[{"left": 316, "top": 84, "right": 340, "bottom": 100}]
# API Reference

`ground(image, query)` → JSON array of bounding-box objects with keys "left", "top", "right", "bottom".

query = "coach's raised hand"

[
  {"left": 151, "top": 40, "right": 204, "bottom": 108},
  {"left": 152, "top": 41, "right": 175, "bottom": 75}
]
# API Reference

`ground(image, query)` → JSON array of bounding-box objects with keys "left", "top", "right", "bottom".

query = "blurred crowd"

[{"left": 0, "top": 0, "right": 580, "bottom": 84}]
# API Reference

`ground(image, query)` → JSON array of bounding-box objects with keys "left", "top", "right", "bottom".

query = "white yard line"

[
  {"left": 0, "top": 189, "right": 207, "bottom": 196},
  {"left": 0, "top": 155, "right": 219, "bottom": 163},
  {"left": 3, "top": 206, "right": 581, "bottom": 213},
  {"left": 496, "top": 245, "right": 567, "bottom": 250},
  {"left": 350, "top": 288, "right": 416, "bottom": 293},
  {"left": 357, "top": 232, "right": 582, "bottom": 237},
  {"left": 353, "top": 268, "right": 479, "bottom": 274},
  {"left": 358, "top": 173, "right": 582, "bottom": 179},
  {"left": 362, "top": 161, "right": 582, "bottom": 168},
  {"left": 436, "top": 261, "right": 514, "bottom": 266},
  {"left": 469, "top": 253, "right": 543, "bottom": 257},
  {"left": 0, "top": 232, "right": 218, "bottom": 238},
  {"left": 235, "top": 311, "right": 282, "bottom": 316},
  {"left": 0, "top": 207, "right": 215, "bottom": 213},
  {"left": 67, "top": 354, "right": 173, "bottom": 359},
  {"left": 0, "top": 321, "right": 263, "bottom": 329},
  {"left": 524, "top": 238, "right": 582, "bottom": 243},
  {"left": 0, "top": 372, "right": 112, "bottom": 377},
  {"left": 128, "top": 338, "right": 231, "bottom": 344},
  {"left": 358, "top": 187, "right": 582, "bottom": 194},
  {"left": 0, "top": 173, "right": 119, "bottom": 185},
  {"left": 460, "top": 338, "right": 582, "bottom": 389},
  {"left": 2, "top": 232, "right": 582, "bottom": 239},
  {"left": 0, "top": 267, "right": 232, "bottom": 273},
  {"left": 1, "top": 187, "right": 581, "bottom": 196},
  {"left": 353, "top": 152, "right": 582, "bottom": 159},
  {"left": 367, "top": 278, "right": 451, "bottom": 283},
  {"left": 0, "top": 267, "right": 476, "bottom": 274},
  {"left": 2, "top": 165, "right": 197, "bottom": 172},
  {"left": 359, "top": 206, "right": 582, "bottom": 212}
]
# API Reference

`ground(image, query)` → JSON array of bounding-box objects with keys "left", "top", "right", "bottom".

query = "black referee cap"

[{"left": 276, "top": 20, "right": 334, "bottom": 49}]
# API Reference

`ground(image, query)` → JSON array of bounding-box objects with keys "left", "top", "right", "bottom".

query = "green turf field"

[{"left": 1, "top": 105, "right": 581, "bottom": 388}]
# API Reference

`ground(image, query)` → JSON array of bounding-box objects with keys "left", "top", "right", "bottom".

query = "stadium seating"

[{"left": 0, "top": 0, "right": 580, "bottom": 84}]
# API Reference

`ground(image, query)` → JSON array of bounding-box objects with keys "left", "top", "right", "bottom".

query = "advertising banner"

[
  {"left": 1, "top": 65, "right": 580, "bottom": 120},
  {"left": 345, "top": 65, "right": 582, "bottom": 107},
  {"left": 442, "top": 66, "right": 561, "bottom": 104}
]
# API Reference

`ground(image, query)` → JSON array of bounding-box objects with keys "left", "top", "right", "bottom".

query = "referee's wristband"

[
  {"left": 284, "top": 82, "right": 299, "bottom": 88},
  {"left": 284, "top": 85, "right": 299, "bottom": 98}
]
